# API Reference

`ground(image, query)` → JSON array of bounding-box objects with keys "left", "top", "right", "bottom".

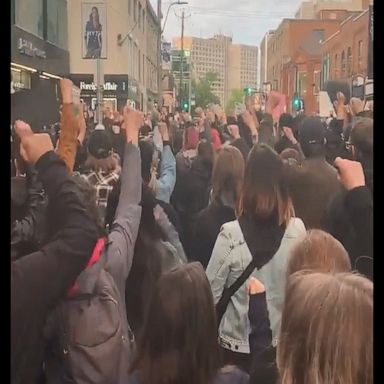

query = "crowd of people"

[{"left": 11, "top": 78, "right": 373, "bottom": 384}]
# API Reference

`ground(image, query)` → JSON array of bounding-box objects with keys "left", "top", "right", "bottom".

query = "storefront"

[
  {"left": 11, "top": 25, "right": 70, "bottom": 129},
  {"left": 11, "top": 25, "right": 70, "bottom": 84},
  {"left": 70, "top": 74, "right": 130, "bottom": 112}
]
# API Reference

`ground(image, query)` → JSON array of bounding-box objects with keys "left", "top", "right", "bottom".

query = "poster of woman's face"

[{"left": 82, "top": 3, "right": 107, "bottom": 59}]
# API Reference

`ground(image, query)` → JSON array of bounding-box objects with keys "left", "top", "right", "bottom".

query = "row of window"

[
  {"left": 128, "top": 0, "right": 146, "bottom": 33},
  {"left": 12, "top": 0, "right": 68, "bottom": 49},
  {"left": 323, "top": 40, "right": 364, "bottom": 82}
]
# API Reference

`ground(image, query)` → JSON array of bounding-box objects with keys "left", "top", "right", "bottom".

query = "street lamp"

[{"left": 161, "top": 1, "right": 188, "bottom": 34}]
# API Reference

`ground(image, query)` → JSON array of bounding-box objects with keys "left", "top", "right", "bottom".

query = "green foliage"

[
  {"left": 225, "top": 89, "right": 244, "bottom": 115},
  {"left": 192, "top": 72, "right": 220, "bottom": 109}
]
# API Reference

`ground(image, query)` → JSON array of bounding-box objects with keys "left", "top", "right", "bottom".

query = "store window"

[
  {"left": 358, "top": 40, "right": 363, "bottom": 70},
  {"left": 15, "top": 0, "right": 43, "bottom": 38},
  {"left": 11, "top": 68, "right": 32, "bottom": 92},
  {"left": 47, "top": 0, "right": 68, "bottom": 49}
]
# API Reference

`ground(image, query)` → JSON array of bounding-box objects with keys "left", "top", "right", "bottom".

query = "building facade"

[
  {"left": 321, "top": 9, "right": 370, "bottom": 85},
  {"left": 266, "top": 18, "right": 341, "bottom": 114},
  {"left": 11, "top": 0, "right": 70, "bottom": 129},
  {"left": 260, "top": 31, "right": 275, "bottom": 86},
  {"left": 172, "top": 35, "right": 258, "bottom": 107},
  {"left": 228, "top": 44, "right": 258, "bottom": 94},
  {"left": 67, "top": 0, "right": 160, "bottom": 113},
  {"left": 295, "top": 0, "right": 370, "bottom": 19}
]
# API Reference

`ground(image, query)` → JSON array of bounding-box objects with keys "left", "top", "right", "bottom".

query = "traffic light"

[
  {"left": 244, "top": 87, "right": 253, "bottom": 95},
  {"left": 292, "top": 95, "right": 303, "bottom": 111},
  {"left": 183, "top": 101, "right": 189, "bottom": 111}
]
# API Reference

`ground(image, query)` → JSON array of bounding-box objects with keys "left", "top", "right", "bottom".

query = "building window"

[
  {"left": 142, "top": 10, "right": 145, "bottom": 32},
  {"left": 138, "top": 4, "right": 142, "bottom": 29},
  {"left": 341, "top": 50, "right": 346, "bottom": 75},
  {"left": 15, "top": 0, "right": 43, "bottom": 38},
  {"left": 358, "top": 40, "right": 363, "bottom": 70},
  {"left": 313, "top": 70, "right": 321, "bottom": 95},
  {"left": 297, "top": 71, "right": 307, "bottom": 97},
  {"left": 47, "top": 0, "right": 68, "bottom": 49},
  {"left": 347, "top": 47, "right": 352, "bottom": 75}
]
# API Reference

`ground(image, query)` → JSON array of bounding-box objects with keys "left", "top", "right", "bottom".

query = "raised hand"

[
  {"left": 60, "top": 78, "right": 74, "bottom": 104},
  {"left": 123, "top": 106, "right": 141, "bottom": 145},
  {"left": 334, "top": 157, "right": 365, "bottom": 191},
  {"left": 247, "top": 277, "right": 266, "bottom": 295}
]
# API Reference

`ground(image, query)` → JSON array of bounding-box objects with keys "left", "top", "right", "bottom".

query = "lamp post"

[
  {"left": 161, "top": 1, "right": 188, "bottom": 35},
  {"left": 158, "top": 1, "right": 188, "bottom": 109}
]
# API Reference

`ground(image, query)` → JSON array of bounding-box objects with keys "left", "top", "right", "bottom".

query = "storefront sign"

[
  {"left": 80, "top": 81, "right": 125, "bottom": 91},
  {"left": 18, "top": 38, "right": 46, "bottom": 59}
]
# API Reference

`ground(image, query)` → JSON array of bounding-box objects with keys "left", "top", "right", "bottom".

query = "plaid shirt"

[{"left": 81, "top": 170, "right": 120, "bottom": 220}]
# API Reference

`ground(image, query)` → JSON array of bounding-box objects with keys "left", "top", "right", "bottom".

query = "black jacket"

[
  {"left": 324, "top": 181, "right": 373, "bottom": 280},
  {"left": 11, "top": 151, "right": 98, "bottom": 384},
  {"left": 286, "top": 157, "right": 341, "bottom": 230},
  {"left": 191, "top": 201, "right": 235, "bottom": 268},
  {"left": 248, "top": 293, "right": 278, "bottom": 384},
  {"left": 11, "top": 168, "right": 47, "bottom": 261}
]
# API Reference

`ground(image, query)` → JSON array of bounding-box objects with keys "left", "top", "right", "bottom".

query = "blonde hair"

[
  {"left": 278, "top": 272, "right": 373, "bottom": 384},
  {"left": 287, "top": 230, "right": 351, "bottom": 277}
]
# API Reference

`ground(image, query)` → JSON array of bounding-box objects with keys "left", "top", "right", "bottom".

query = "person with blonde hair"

[
  {"left": 287, "top": 229, "right": 351, "bottom": 276},
  {"left": 278, "top": 272, "right": 373, "bottom": 384}
]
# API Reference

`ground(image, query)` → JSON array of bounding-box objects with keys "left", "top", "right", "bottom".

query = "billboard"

[
  {"left": 367, "top": 5, "right": 373, "bottom": 79},
  {"left": 82, "top": 3, "right": 107, "bottom": 59},
  {"left": 162, "top": 41, "right": 171, "bottom": 70}
]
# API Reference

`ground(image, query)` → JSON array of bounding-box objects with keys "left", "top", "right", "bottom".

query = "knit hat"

[
  {"left": 299, "top": 117, "right": 326, "bottom": 145},
  {"left": 87, "top": 130, "right": 113, "bottom": 159}
]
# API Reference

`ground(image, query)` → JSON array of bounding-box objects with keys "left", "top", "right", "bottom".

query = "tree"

[
  {"left": 192, "top": 72, "right": 220, "bottom": 110},
  {"left": 225, "top": 89, "right": 244, "bottom": 115}
]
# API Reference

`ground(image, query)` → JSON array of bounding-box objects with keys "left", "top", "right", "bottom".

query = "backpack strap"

[{"left": 216, "top": 258, "right": 256, "bottom": 325}]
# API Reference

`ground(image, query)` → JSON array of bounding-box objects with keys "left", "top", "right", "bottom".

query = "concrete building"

[
  {"left": 321, "top": 9, "right": 370, "bottom": 84},
  {"left": 295, "top": 0, "right": 370, "bottom": 19},
  {"left": 260, "top": 30, "right": 275, "bottom": 85},
  {"left": 67, "top": 0, "right": 160, "bottom": 113},
  {"left": 172, "top": 35, "right": 258, "bottom": 106},
  {"left": 228, "top": 44, "right": 258, "bottom": 94},
  {"left": 266, "top": 18, "right": 341, "bottom": 114}
]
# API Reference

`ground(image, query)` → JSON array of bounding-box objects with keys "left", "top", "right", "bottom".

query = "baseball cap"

[
  {"left": 87, "top": 130, "right": 113, "bottom": 159},
  {"left": 299, "top": 117, "right": 326, "bottom": 145}
]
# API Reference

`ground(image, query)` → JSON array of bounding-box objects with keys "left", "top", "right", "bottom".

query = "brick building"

[
  {"left": 321, "top": 9, "right": 370, "bottom": 85},
  {"left": 266, "top": 18, "right": 341, "bottom": 114}
]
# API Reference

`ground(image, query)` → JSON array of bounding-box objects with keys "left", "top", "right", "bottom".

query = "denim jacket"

[
  {"left": 156, "top": 145, "right": 176, "bottom": 204},
  {"left": 206, "top": 218, "right": 306, "bottom": 353}
]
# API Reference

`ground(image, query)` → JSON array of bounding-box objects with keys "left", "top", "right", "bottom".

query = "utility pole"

[{"left": 179, "top": 10, "right": 185, "bottom": 110}]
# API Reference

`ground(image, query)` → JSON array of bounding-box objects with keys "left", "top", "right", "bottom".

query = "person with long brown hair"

[
  {"left": 191, "top": 145, "right": 245, "bottom": 268},
  {"left": 129, "top": 263, "right": 249, "bottom": 384},
  {"left": 206, "top": 144, "right": 306, "bottom": 372},
  {"left": 278, "top": 272, "right": 373, "bottom": 384}
]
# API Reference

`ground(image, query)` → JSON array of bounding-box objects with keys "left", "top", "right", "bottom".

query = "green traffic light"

[{"left": 183, "top": 103, "right": 188, "bottom": 109}]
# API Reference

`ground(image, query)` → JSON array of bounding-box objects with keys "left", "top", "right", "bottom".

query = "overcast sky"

[{"left": 149, "top": 0, "right": 303, "bottom": 46}]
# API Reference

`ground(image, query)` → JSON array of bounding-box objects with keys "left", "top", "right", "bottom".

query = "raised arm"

[
  {"left": 12, "top": 122, "right": 98, "bottom": 329},
  {"left": 156, "top": 122, "right": 176, "bottom": 203},
  {"left": 105, "top": 106, "right": 142, "bottom": 291}
]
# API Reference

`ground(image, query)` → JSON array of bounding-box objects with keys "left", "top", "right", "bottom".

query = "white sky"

[{"left": 150, "top": 0, "right": 303, "bottom": 46}]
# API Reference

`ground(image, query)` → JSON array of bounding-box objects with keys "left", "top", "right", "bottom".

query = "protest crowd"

[{"left": 11, "top": 78, "right": 373, "bottom": 384}]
